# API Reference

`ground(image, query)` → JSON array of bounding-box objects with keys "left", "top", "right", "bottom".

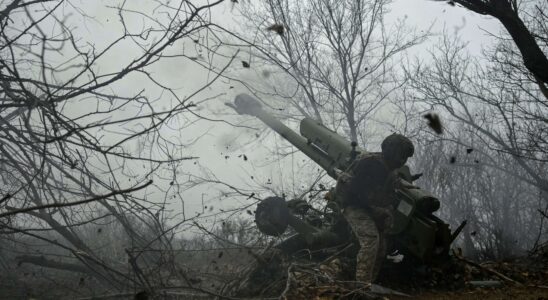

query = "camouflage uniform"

[
  {"left": 343, "top": 206, "right": 386, "bottom": 282},
  {"left": 335, "top": 134, "right": 414, "bottom": 283}
]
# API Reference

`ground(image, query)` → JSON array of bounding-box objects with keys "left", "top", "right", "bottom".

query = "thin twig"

[
  {"left": 453, "top": 252, "right": 523, "bottom": 286},
  {"left": 0, "top": 180, "right": 153, "bottom": 218}
]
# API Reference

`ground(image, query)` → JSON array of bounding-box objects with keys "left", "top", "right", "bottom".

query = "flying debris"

[
  {"left": 227, "top": 94, "right": 464, "bottom": 298},
  {"left": 266, "top": 24, "right": 285, "bottom": 35},
  {"left": 134, "top": 291, "right": 149, "bottom": 300},
  {"left": 1, "top": 193, "right": 11, "bottom": 202},
  {"left": 242, "top": 61, "right": 250, "bottom": 68},
  {"left": 424, "top": 112, "right": 443, "bottom": 134},
  {"left": 411, "top": 172, "right": 423, "bottom": 181}
]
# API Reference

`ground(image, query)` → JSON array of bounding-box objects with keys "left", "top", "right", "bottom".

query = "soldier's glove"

[
  {"left": 395, "top": 177, "right": 419, "bottom": 190},
  {"left": 334, "top": 172, "right": 353, "bottom": 204},
  {"left": 336, "top": 171, "right": 353, "bottom": 183}
]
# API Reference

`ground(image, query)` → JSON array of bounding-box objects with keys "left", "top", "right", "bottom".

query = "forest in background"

[{"left": 0, "top": 0, "right": 546, "bottom": 299}]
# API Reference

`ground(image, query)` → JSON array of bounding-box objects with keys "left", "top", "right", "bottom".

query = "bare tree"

[
  {"left": 0, "top": 0, "right": 232, "bottom": 296},
  {"left": 412, "top": 130, "right": 546, "bottom": 260},
  {"left": 406, "top": 29, "right": 548, "bottom": 194},
  {"left": 431, "top": 0, "right": 548, "bottom": 85},
  {"left": 227, "top": 0, "right": 426, "bottom": 145},
  {"left": 403, "top": 2, "right": 548, "bottom": 258}
]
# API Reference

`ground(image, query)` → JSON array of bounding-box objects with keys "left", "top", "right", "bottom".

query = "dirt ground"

[
  {"left": 392, "top": 286, "right": 548, "bottom": 300},
  {"left": 2, "top": 243, "right": 547, "bottom": 299},
  {"left": 279, "top": 246, "right": 548, "bottom": 300}
]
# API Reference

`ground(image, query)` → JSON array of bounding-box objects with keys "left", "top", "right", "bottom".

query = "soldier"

[{"left": 334, "top": 133, "right": 414, "bottom": 285}]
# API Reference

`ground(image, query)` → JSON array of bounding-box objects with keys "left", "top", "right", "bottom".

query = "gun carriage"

[{"left": 227, "top": 94, "right": 465, "bottom": 295}]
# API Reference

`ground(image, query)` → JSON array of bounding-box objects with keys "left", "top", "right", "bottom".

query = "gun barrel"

[
  {"left": 300, "top": 118, "right": 364, "bottom": 171},
  {"left": 234, "top": 94, "right": 341, "bottom": 178}
]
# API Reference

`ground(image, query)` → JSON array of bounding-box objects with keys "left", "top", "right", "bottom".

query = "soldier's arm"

[{"left": 352, "top": 158, "right": 390, "bottom": 199}]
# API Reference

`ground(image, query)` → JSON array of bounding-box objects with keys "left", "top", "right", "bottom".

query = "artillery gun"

[{"left": 228, "top": 94, "right": 465, "bottom": 294}]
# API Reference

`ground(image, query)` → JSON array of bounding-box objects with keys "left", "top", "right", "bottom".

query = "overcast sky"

[
  {"left": 179, "top": 0, "right": 503, "bottom": 222},
  {"left": 27, "top": 0, "right": 505, "bottom": 230}
]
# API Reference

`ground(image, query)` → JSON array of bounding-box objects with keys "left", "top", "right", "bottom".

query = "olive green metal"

[
  {"left": 255, "top": 196, "right": 340, "bottom": 246},
  {"left": 234, "top": 94, "right": 347, "bottom": 178},
  {"left": 389, "top": 182, "right": 448, "bottom": 260},
  {"left": 287, "top": 214, "right": 334, "bottom": 245},
  {"left": 396, "top": 214, "right": 437, "bottom": 259},
  {"left": 232, "top": 94, "right": 460, "bottom": 263},
  {"left": 255, "top": 196, "right": 290, "bottom": 236},
  {"left": 300, "top": 118, "right": 362, "bottom": 171}
]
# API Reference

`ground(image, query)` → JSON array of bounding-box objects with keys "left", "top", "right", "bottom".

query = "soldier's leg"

[
  {"left": 344, "top": 207, "right": 381, "bottom": 283},
  {"left": 372, "top": 231, "right": 387, "bottom": 281}
]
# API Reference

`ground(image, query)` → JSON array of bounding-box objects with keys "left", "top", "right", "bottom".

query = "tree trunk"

[
  {"left": 497, "top": 12, "right": 548, "bottom": 84},
  {"left": 16, "top": 255, "right": 92, "bottom": 274}
]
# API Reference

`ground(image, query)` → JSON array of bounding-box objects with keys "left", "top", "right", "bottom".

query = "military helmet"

[{"left": 381, "top": 133, "right": 414, "bottom": 160}]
